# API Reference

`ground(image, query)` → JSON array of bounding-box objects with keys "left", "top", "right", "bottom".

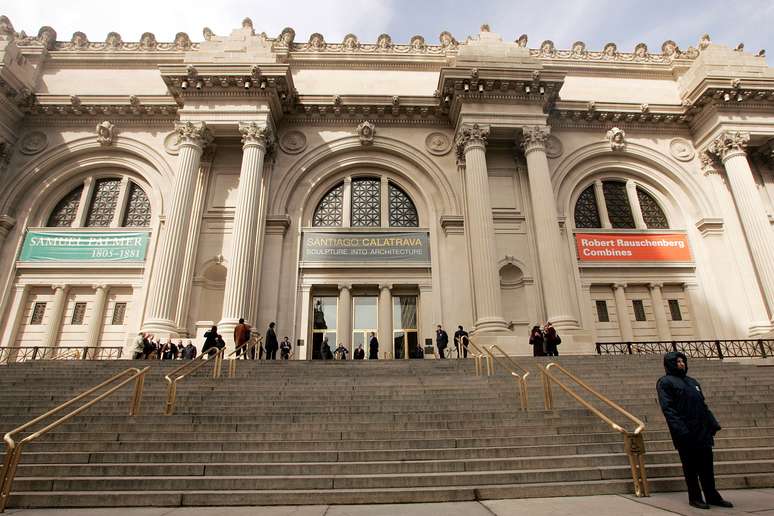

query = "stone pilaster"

[
  {"left": 522, "top": 126, "right": 578, "bottom": 330},
  {"left": 378, "top": 284, "right": 393, "bottom": 358},
  {"left": 0, "top": 215, "right": 15, "bottom": 250},
  {"left": 219, "top": 122, "right": 272, "bottom": 343},
  {"left": 612, "top": 283, "right": 634, "bottom": 341},
  {"left": 708, "top": 131, "right": 774, "bottom": 322},
  {"left": 85, "top": 285, "right": 109, "bottom": 350},
  {"left": 455, "top": 124, "right": 509, "bottom": 333},
  {"left": 648, "top": 282, "right": 671, "bottom": 341},
  {"left": 42, "top": 285, "right": 68, "bottom": 349},
  {"left": 143, "top": 122, "right": 212, "bottom": 335},
  {"left": 593, "top": 180, "right": 612, "bottom": 229},
  {"left": 2, "top": 284, "right": 28, "bottom": 349},
  {"left": 337, "top": 284, "right": 352, "bottom": 351},
  {"left": 626, "top": 179, "right": 646, "bottom": 229}
]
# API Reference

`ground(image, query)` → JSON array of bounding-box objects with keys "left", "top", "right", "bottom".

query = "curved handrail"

[
  {"left": 164, "top": 347, "right": 225, "bottom": 416},
  {"left": 540, "top": 361, "right": 648, "bottom": 497},
  {"left": 0, "top": 366, "right": 148, "bottom": 512},
  {"left": 227, "top": 337, "right": 263, "bottom": 378},
  {"left": 466, "top": 340, "right": 490, "bottom": 376},
  {"left": 50, "top": 348, "right": 81, "bottom": 361},
  {"left": 484, "top": 345, "right": 530, "bottom": 411}
]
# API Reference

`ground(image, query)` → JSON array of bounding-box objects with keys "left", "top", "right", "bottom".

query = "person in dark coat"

[
  {"left": 265, "top": 322, "right": 279, "bottom": 360},
  {"left": 353, "top": 344, "right": 365, "bottom": 360},
  {"left": 182, "top": 341, "right": 197, "bottom": 360},
  {"left": 657, "top": 352, "right": 733, "bottom": 510},
  {"left": 368, "top": 332, "right": 379, "bottom": 360},
  {"left": 529, "top": 325, "right": 545, "bottom": 356},
  {"left": 202, "top": 325, "right": 219, "bottom": 357},
  {"left": 321, "top": 337, "right": 333, "bottom": 360},
  {"left": 543, "top": 322, "right": 560, "bottom": 356},
  {"left": 453, "top": 326, "right": 469, "bottom": 358},
  {"left": 436, "top": 325, "right": 449, "bottom": 359}
]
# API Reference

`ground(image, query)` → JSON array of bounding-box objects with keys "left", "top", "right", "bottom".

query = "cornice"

[
  {"left": 22, "top": 95, "right": 179, "bottom": 118},
  {"left": 550, "top": 100, "right": 689, "bottom": 128}
]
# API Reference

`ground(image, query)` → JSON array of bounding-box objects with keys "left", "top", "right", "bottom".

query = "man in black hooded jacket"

[{"left": 657, "top": 351, "right": 733, "bottom": 510}]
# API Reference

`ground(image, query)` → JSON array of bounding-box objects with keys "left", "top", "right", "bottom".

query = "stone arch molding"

[
  {"left": 0, "top": 135, "right": 174, "bottom": 221},
  {"left": 271, "top": 135, "right": 460, "bottom": 221},
  {"left": 553, "top": 141, "right": 716, "bottom": 227}
]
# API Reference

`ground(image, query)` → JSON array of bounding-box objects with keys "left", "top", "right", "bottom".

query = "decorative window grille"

[
  {"left": 388, "top": 183, "right": 419, "bottom": 227},
  {"left": 111, "top": 302, "right": 127, "bottom": 325},
  {"left": 351, "top": 178, "right": 381, "bottom": 227},
  {"left": 30, "top": 302, "right": 46, "bottom": 325},
  {"left": 632, "top": 299, "right": 647, "bottom": 321},
  {"left": 71, "top": 302, "right": 87, "bottom": 325},
  {"left": 574, "top": 185, "right": 601, "bottom": 228},
  {"left": 47, "top": 185, "right": 83, "bottom": 227},
  {"left": 595, "top": 300, "right": 610, "bottom": 322},
  {"left": 603, "top": 181, "right": 636, "bottom": 229},
  {"left": 122, "top": 182, "right": 151, "bottom": 227},
  {"left": 668, "top": 299, "right": 683, "bottom": 321},
  {"left": 312, "top": 183, "right": 344, "bottom": 227},
  {"left": 85, "top": 178, "right": 121, "bottom": 227},
  {"left": 637, "top": 187, "right": 669, "bottom": 229}
]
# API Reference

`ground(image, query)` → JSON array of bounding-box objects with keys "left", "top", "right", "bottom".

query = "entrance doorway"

[
  {"left": 353, "top": 296, "right": 378, "bottom": 359},
  {"left": 312, "top": 296, "right": 337, "bottom": 359},
  {"left": 393, "top": 296, "right": 418, "bottom": 359}
]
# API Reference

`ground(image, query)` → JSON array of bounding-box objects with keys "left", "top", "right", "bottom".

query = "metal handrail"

[
  {"left": 164, "top": 347, "right": 225, "bottom": 416},
  {"left": 50, "top": 348, "right": 81, "bottom": 361},
  {"left": 227, "top": 337, "right": 263, "bottom": 378},
  {"left": 465, "top": 341, "right": 489, "bottom": 377},
  {"left": 485, "top": 344, "right": 530, "bottom": 411},
  {"left": 540, "top": 362, "right": 649, "bottom": 497},
  {"left": 1, "top": 346, "right": 123, "bottom": 364},
  {"left": 0, "top": 366, "right": 148, "bottom": 512}
]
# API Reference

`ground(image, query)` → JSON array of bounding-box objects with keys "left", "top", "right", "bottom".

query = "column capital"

[
  {"left": 238, "top": 122, "right": 274, "bottom": 150},
  {"left": 338, "top": 283, "right": 352, "bottom": 292},
  {"left": 521, "top": 125, "right": 551, "bottom": 155},
  {"left": 0, "top": 214, "right": 15, "bottom": 233},
  {"left": 378, "top": 283, "right": 393, "bottom": 291},
  {"left": 51, "top": 284, "right": 68, "bottom": 292},
  {"left": 612, "top": 282, "right": 628, "bottom": 289},
  {"left": 706, "top": 130, "right": 750, "bottom": 162},
  {"left": 92, "top": 284, "right": 109, "bottom": 291},
  {"left": 174, "top": 121, "right": 214, "bottom": 149},
  {"left": 455, "top": 123, "right": 489, "bottom": 161},
  {"left": 648, "top": 282, "right": 664, "bottom": 289}
]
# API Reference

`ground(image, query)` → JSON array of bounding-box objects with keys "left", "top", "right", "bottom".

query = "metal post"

[
  {"left": 626, "top": 342, "right": 632, "bottom": 354},
  {"left": 758, "top": 339, "right": 766, "bottom": 358},
  {"left": 164, "top": 382, "right": 177, "bottom": 416},
  {"left": 130, "top": 371, "right": 145, "bottom": 416},
  {"left": 31, "top": 347, "right": 39, "bottom": 360},
  {"left": 715, "top": 340, "right": 723, "bottom": 360}
]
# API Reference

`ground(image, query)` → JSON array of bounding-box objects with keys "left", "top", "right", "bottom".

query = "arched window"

[
  {"left": 312, "top": 176, "right": 419, "bottom": 228},
  {"left": 573, "top": 179, "right": 668, "bottom": 229},
  {"left": 47, "top": 176, "right": 151, "bottom": 228}
]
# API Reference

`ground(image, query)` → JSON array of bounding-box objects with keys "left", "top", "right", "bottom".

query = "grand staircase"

[{"left": 1, "top": 355, "right": 773, "bottom": 508}]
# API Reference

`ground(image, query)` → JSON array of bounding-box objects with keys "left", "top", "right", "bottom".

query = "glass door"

[
  {"left": 393, "top": 296, "right": 419, "bottom": 359},
  {"left": 353, "top": 296, "right": 378, "bottom": 359},
  {"left": 311, "top": 296, "right": 337, "bottom": 360}
]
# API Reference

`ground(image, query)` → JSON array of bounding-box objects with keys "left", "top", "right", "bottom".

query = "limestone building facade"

[{"left": 0, "top": 17, "right": 773, "bottom": 358}]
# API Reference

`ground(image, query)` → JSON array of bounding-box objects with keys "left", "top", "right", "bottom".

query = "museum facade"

[{"left": 0, "top": 17, "right": 773, "bottom": 358}]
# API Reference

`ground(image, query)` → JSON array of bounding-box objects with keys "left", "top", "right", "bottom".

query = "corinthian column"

[
  {"left": 0, "top": 215, "right": 15, "bottom": 250},
  {"left": 85, "top": 285, "right": 109, "bottom": 350},
  {"left": 522, "top": 126, "right": 578, "bottom": 330},
  {"left": 708, "top": 131, "right": 774, "bottom": 322},
  {"left": 219, "top": 122, "right": 272, "bottom": 344},
  {"left": 648, "top": 282, "right": 671, "bottom": 341},
  {"left": 42, "top": 285, "right": 68, "bottom": 350},
  {"left": 143, "top": 122, "right": 212, "bottom": 335},
  {"left": 455, "top": 124, "right": 509, "bottom": 333}
]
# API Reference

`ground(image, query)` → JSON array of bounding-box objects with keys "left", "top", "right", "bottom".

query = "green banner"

[{"left": 19, "top": 231, "right": 150, "bottom": 263}]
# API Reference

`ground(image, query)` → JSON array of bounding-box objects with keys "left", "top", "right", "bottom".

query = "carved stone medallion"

[
  {"left": 279, "top": 130, "right": 307, "bottom": 154},
  {"left": 163, "top": 131, "right": 181, "bottom": 155},
  {"left": 19, "top": 131, "right": 48, "bottom": 155},
  {"left": 669, "top": 138, "right": 695, "bottom": 162},
  {"left": 545, "top": 135, "right": 563, "bottom": 158},
  {"left": 425, "top": 132, "right": 451, "bottom": 156}
]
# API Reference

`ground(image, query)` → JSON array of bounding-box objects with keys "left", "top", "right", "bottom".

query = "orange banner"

[{"left": 575, "top": 233, "right": 692, "bottom": 262}]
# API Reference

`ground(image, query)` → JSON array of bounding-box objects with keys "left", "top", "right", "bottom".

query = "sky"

[{"left": 2, "top": 0, "right": 771, "bottom": 55}]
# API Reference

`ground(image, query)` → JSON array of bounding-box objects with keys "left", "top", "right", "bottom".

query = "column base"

[
  {"left": 749, "top": 321, "right": 774, "bottom": 337},
  {"left": 472, "top": 317, "right": 511, "bottom": 334},
  {"left": 545, "top": 314, "right": 580, "bottom": 332},
  {"left": 217, "top": 317, "right": 241, "bottom": 354},
  {"left": 141, "top": 318, "right": 181, "bottom": 339}
]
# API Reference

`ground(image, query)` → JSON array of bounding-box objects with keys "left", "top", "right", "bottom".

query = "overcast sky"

[{"left": 3, "top": 0, "right": 771, "bottom": 55}]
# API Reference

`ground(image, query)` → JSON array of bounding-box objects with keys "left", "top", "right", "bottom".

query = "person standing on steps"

[
  {"left": 657, "top": 352, "right": 733, "bottom": 510},
  {"left": 368, "top": 332, "right": 379, "bottom": 360},
  {"left": 453, "top": 325, "right": 469, "bottom": 358},
  {"left": 265, "top": 322, "right": 279, "bottom": 360},
  {"left": 543, "top": 322, "right": 560, "bottom": 356},
  {"left": 234, "top": 318, "right": 251, "bottom": 360},
  {"left": 529, "top": 325, "right": 545, "bottom": 357},
  {"left": 280, "top": 336, "right": 292, "bottom": 360},
  {"left": 436, "top": 325, "right": 449, "bottom": 359},
  {"left": 354, "top": 344, "right": 365, "bottom": 360},
  {"left": 202, "top": 325, "right": 219, "bottom": 357}
]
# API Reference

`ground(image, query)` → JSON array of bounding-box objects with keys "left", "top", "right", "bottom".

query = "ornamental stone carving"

[
  {"left": 357, "top": 121, "right": 375, "bottom": 146},
  {"left": 699, "top": 33, "right": 711, "bottom": 51},
  {"left": 544, "top": 134, "right": 564, "bottom": 158},
  {"left": 19, "top": 131, "right": 48, "bottom": 155},
  {"left": 242, "top": 17, "right": 254, "bottom": 34},
  {"left": 0, "top": 16, "right": 15, "bottom": 41},
  {"left": 602, "top": 42, "right": 617, "bottom": 57},
  {"left": 707, "top": 131, "right": 750, "bottom": 161},
  {"left": 105, "top": 32, "right": 123, "bottom": 49},
  {"left": 239, "top": 122, "right": 272, "bottom": 148},
  {"left": 342, "top": 34, "right": 359, "bottom": 50},
  {"left": 539, "top": 40, "right": 555, "bottom": 56},
  {"left": 174, "top": 121, "right": 213, "bottom": 148},
  {"left": 633, "top": 43, "right": 648, "bottom": 59},
  {"left": 439, "top": 31, "right": 457, "bottom": 49},
  {"left": 606, "top": 127, "right": 626, "bottom": 151},
  {"left": 202, "top": 27, "right": 215, "bottom": 41},
  {"left": 139, "top": 32, "right": 157, "bottom": 50},
  {"left": 376, "top": 34, "right": 392, "bottom": 50},
  {"left": 278, "top": 27, "right": 295, "bottom": 46},
  {"left": 37, "top": 26, "right": 57, "bottom": 50},
  {"left": 174, "top": 32, "right": 192, "bottom": 50},
  {"left": 521, "top": 126, "right": 550, "bottom": 153},
  {"left": 662, "top": 40, "right": 678, "bottom": 57},
  {"left": 96, "top": 121, "right": 115, "bottom": 146},
  {"left": 163, "top": 131, "right": 181, "bottom": 155},
  {"left": 308, "top": 33, "right": 325, "bottom": 50},
  {"left": 279, "top": 131, "right": 307, "bottom": 154},
  {"left": 69, "top": 31, "right": 88, "bottom": 49},
  {"left": 571, "top": 41, "right": 586, "bottom": 57},
  {"left": 516, "top": 34, "right": 528, "bottom": 47},
  {"left": 409, "top": 35, "right": 426, "bottom": 51},
  {"left": 425, "top": 132, "right": 452, "bottom": 156},
  {"left": 669, "top": 138, "right": 695, "bottom": 162},
  {"left": 455, "top": 124, "right": 489, "bottom": 161}
]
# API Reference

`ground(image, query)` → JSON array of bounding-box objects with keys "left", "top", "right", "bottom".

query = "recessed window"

[
  {"left": 573, "top": 180, "right": 668, "bottom": 229},
  {"left": 632, "top": 300, "right": 647, "bottom": 322},
  {"left": 30, "top": 302, "right": 47, "bottom": 325},
  {"left": 312, "top": 176, "right": 418, "bottom": 228},
  {"left": 668, "top": 299, "right": 683, "bottom": 321},
  {"left": 603, "top": 181, "right": 636, "bottom": 229},
  {"left": 71, "top": 302, "right": 87, "bottom": 325},
  {"left": 47, "top": 176, "right": 151, "bottom": 228},
  {"left": 111, "top": 302, "right": 127, "bottom": 325},
  {"left": 595, "top": 300, "right": 610, "bottom": 322}
]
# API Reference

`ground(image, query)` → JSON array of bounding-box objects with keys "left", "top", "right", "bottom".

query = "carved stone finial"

[
  {"left": 342, "top": 33, "right": 359, "bottom": 50},
  {"left": 105, "top": 31, "right": 123, "bottom": 49},
  {"left": 0, "top": 16, "right": 16, "bottom": 41},
  {"left": 735, "top": 42, "right": 744, "bottom": 52},
  {"left": 174, "top": 121, "right": 213, "bottom": 148},
  {"left": 357, "top": 121, "right": 375, "bottom": 146},
  {"left": 539, "top": 40, "right": 555, "bottom": 56},
  {"left": 706, "top": 130, "right": 750, "bottom": 161},
  {"left": 96, "top": 121, "right": 115, "bottom": 146},
  {"left": 174, "top": 32, "right": 192, "bottom": 50},
  {"left": 376, "top": 33, "right": 392, "bottom": 50},
  {"left": 634, "top": 42, "right": 648, "bottom": 58},
  {"left": 699, "top": 33, "right": 711, "bottom": 50},
  {"left": 521, "top": 126, "right": 550, "bottom": 154},
  {"left": 439, "top": 31, "right": 457, "bottom": 49},
  {"left": 203, "top": 27, "right": 215, "bottom": 41},
  {"left": 242, "top": 17, "right": 254, "bottom": 33},
  {"left": 480, "top": 24, "right": 491, "bottom": 32},
  {"left": 409, "top": 35, "right": 426, "bottom": 51},
  {"left": 238, "top": 122, "right": 272, "bottom": 149},
  {"left": 139, "top": 32, "right": 157, "bottom": 50},
  {"left": 661, "top": 40, "right": 678, "bottom": 57},
  {"left": 278, "top": 27, "right": 295, "bottom": 46},
  {"left": 455, "top": 123, "right": 490, "bottom": 162},
  {"left": 70, "top": 95, "right": 82, "bottom": 107},
  {"left": 516, "top": 34, "right": 528, "bottom": 47},
  {"left": 37, "top": 26, "right": 56, "bottom": 49},
  {"left": 606, "top": 127, "right": 626, "bottom": 151},
  {"left": 602, "top": 42, "right": 617, "bottom": 57},
  {"left": 69, "top": 31, "right": 88, "bottom": 49},
  {"left": 308, "top": 33, "right": 325, "bottom": 50}
]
